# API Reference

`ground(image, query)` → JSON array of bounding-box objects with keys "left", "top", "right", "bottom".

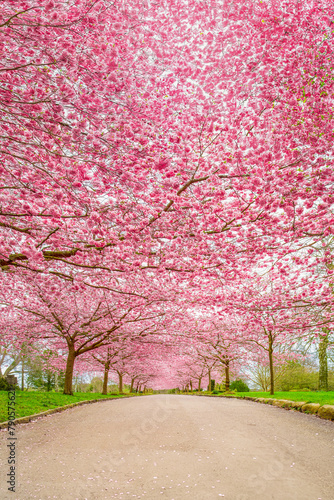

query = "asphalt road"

[{"left": 0, "top": 395, "right": 333, "bottom": 499}]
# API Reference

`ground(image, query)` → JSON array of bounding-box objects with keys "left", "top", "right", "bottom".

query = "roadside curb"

[
  {"left": 0, "top": 394, "right": 140, "bottom": 430},
  {"left": 191, "top": 394, "right": 334, "bottom": 422}
]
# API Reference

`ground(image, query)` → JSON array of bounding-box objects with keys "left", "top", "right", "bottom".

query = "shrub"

[
  {"left": 276, "top": 361, "right": 318, "bottom": 391},
  {"left": 0, "top": 377, "right": 19, "bottom": 391},
  {"left": 0, "top": 377, "right": 10, "bottom": 391},
  {"left": 230, "top": 379, "right": 250, "bottom": 392}
]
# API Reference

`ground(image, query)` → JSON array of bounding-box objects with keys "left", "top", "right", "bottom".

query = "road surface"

[{"left": 0, "top": 395, "right": 333, "bottom": 499}]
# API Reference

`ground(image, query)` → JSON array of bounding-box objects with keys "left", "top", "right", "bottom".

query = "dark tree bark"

[
  {"left": 118, "top": 372, "right": 123, "bottom": 393},
  {"left": 47, "top": 373, "right": 52, "bottom": 392},
  {"left": 225, "top": 362, "right": 230, "bottom": 391},
  {"left": 130, "top": 377, "right": 135, "bottom": 393},
  {"left": 63, "top": 345, "right": 76, "bottom": 395},
  {"left": 268, "top": 331, "right": 274, "bottom": 396},
  {"left": 21, "top": 359, "right": 24, "bottom": 391},
  {"left": 102, "top": 361, "right": 110, "bottom": 395},
  {"left": 319, "top": 329, "right": 329, "bottom": 391}
]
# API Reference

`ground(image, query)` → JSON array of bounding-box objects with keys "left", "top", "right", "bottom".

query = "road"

[{"left": 0, "top": 395, "right": 333, "bottom": 499}]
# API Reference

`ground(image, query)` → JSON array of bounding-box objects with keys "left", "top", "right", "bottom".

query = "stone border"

[
  {"left": 0, "top": 394, "right": 140, "bottom": 430},
  {"left": 193, "top": 393, "right": 334, "bottom": 421}
]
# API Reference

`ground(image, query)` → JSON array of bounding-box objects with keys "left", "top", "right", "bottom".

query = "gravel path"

[{"left": 0, "top": 395, "right": 333, "bottom": 499}]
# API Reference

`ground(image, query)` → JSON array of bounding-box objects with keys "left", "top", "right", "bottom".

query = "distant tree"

[
  {"left": 26, "top": 352, "right": 64, "bottom": 392},
  {"left": 318, "top": 328, "right": 334, "bottom": 391},
  {"left": 87, "top": 377, "right": 103, "bottom": 393},
  {"left": 275, "top": 361, "right": 318, "bottom": 392}
]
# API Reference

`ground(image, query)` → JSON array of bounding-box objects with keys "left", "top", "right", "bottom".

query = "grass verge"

[
  {"left": 220, "top": 391, "right": 334, "bottom": 406},
  {"left": 0, "top": 391, "right": 131, "bottom": 423}
]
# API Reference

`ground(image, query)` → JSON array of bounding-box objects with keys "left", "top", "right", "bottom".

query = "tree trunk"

[
  {"left": 190, "top": 380, "right": 193, "bottom": 392},
  {"left": 268, "top": 331, "right": 274, "bottom": 395},
  {"left": 208, "top": 368, "right": 211, "bottom": 392},
  {"left": 102, "top": 362, "right": 110, "bottom": 395},
  {"left": 319, "top": 330, "right": 329, "bottom": 391},
  {"left": 21, "top": 359, "right": 24, "bottom": 391},
  {"left": 130, "top": 377, "right": 135, "bottom": 393},
  {"left": 118, "top": 372, "right": 123, "bottom": 393},
  {"left": 63, "top": 346, "right": 76, "bottom": 395},
  {"left": 198, "top": 377, "right": 202, "bottom": 392},
  {"left": 225, "top": 363, "right": 230, "bottom": 391},
  {"left": 55, "top": 372, "right": 59, "bottom": 392},
  {"left": 47, "top": 374, "right": 52, "bottom": 392}
]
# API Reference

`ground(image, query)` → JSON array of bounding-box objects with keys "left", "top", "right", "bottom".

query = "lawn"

[
  {"left": 0, "top": 391, "right": 132, "bottom": 423},
  {"left": 226, "top": 391, "right": 334, "bottom": 406}
]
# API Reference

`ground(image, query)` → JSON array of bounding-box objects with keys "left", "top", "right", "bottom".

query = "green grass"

[
  {"left": 222, "top": 391, "right": 334, "bottom": 406},
  {"left": 0, "top": 391, "right": 132, "bottom": 423}
]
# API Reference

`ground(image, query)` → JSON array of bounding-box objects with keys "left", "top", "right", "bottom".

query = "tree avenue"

[{"left": 1, "top": 0, "right": 333, "bottom": 394}]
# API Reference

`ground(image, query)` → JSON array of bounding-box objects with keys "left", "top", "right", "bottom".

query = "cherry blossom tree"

[
  {"left": 0, "top": 270, "right": 168, "bottom": 394},
  {"left": 1, "top": 0, "right": 334, "bottom": 391}
]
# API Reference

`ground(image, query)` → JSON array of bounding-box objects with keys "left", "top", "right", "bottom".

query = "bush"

[
  {"left": 0, "top": 377, "right": 10, "bottom": 391},
  {"left": 0, "top": 377, "right": 19, "bottom": 391},
  {"left": 276, "top": 361, "right": 318, "bottom": 391},
  {"left": 230, "top": 379, "right": 250, "bottom": 392}
]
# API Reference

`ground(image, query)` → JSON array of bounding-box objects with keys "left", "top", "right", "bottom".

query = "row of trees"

[
  {"left": 2, "top": 338, "right": 332, "bottom": 394},
  {"left": 0, "top": 340, "right": 157, "bottom": 394},
  {"left": 166, "top": 319, "right": 334, "bottom": 394}
]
